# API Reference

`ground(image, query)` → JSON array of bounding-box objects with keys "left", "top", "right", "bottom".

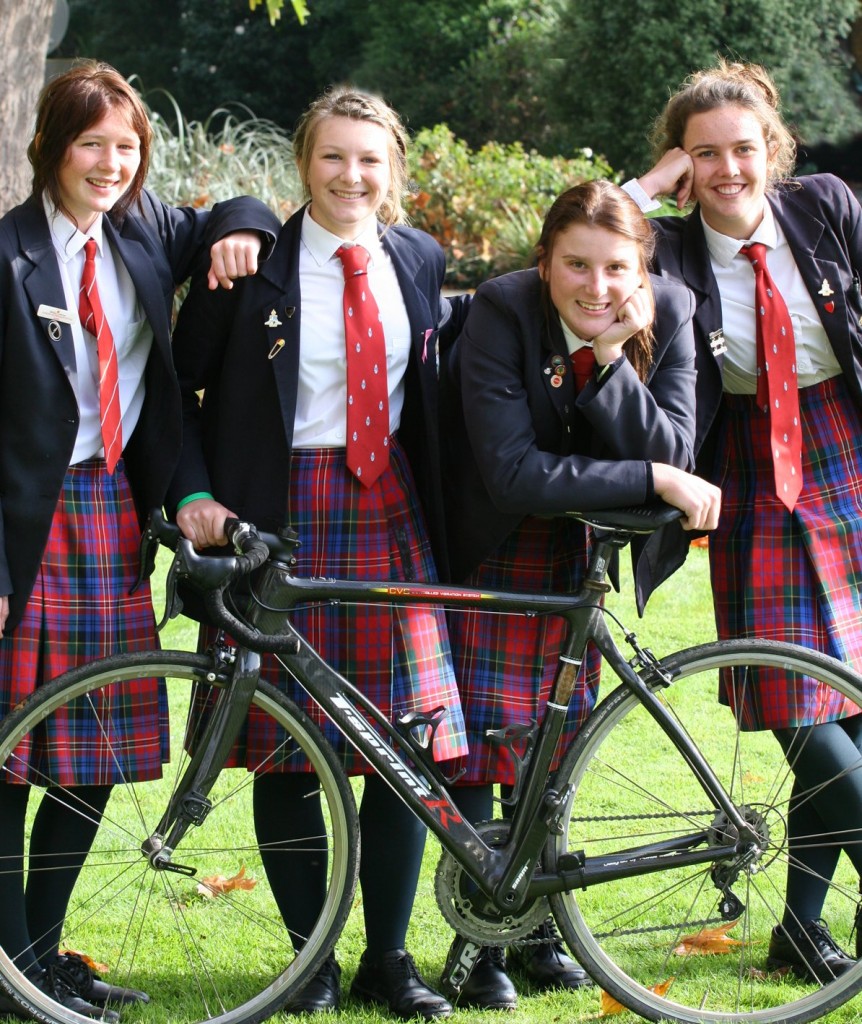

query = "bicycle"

[{"left": 2, "top": 504, "right": 862, "bottom": 1024}]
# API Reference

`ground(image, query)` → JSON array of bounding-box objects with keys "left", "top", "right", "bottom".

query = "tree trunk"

[{"left": 0, "top": 0, "right": 54, "bottom": 216}]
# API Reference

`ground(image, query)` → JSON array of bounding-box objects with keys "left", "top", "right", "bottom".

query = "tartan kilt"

[
  {"left": 711, "top": 376, "right": 862, "bottom": 729},
  {"left": 197, "top": 438, "right": 467, "bottom": 775},
  {"left": 447, "top": 514, "right": 600, "bottom": 786},
  {"left": 0, "top": 459, "right": 168, "bottom": 787}
]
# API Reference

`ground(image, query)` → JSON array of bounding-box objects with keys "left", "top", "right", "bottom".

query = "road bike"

[{"left": 2, "top": 505, "right": 862, "bottom": 1024}]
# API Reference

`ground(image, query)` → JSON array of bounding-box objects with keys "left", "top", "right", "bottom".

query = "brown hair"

[
  {"left": 536, "top": 180, "right": 655, "bottom": 381},
  {"left": 29, "top": 59, "right": 152, "bottom": 224},
  {"left": 650, "top": 58, "right": 796, "bottom": 188},
  {"left": 293, "top": 85, "right": 409, "bottom": 228}
]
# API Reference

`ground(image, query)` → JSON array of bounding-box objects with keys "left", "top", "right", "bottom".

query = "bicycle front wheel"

[
  {"left": 549, "top": 639, "right": 862, "bottom": 1024},
  {"left": 0, "top": 649, "right": 359, "bottom": 1024}
]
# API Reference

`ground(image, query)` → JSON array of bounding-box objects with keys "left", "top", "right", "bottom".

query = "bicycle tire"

[
  {"left": 0, "top": 649, "right": 359, "bottom": 1024},
  {"left": 548, "top": 639, "right": 862, "bottom": 1024}
]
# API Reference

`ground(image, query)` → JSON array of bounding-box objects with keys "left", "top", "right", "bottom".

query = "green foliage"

[
  {"left": 62, "top": 0, "right": 346, "bottom": 133},
  {"left": 248, "top": 0, "right": 309, "bottom": 25},
  {"left": 407, "top": 125, "right": 615, "bottom": 286},
  {"left": 144, "top": 93, "right": 301, "bottom": 219},
  {"left": 546, "top": 0, "right": 861, "bottom": 177}
]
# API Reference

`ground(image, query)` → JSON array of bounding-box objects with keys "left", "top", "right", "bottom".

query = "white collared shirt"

[
  {"left": 44, "top": 197, "right": 154, "bottom": 463},
  {"left": 292, "top": 209, "right": 412, "bottom": 448},
  {"left": 558, "top": 316, "right": 593, "bottom": 358},
  {"left": 701, "top": 204, "right": 841, "bottom": 393}
]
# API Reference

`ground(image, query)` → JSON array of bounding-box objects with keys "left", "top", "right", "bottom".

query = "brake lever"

[{"left": 155, "top": 546, "right": 187, "bottom": 632}]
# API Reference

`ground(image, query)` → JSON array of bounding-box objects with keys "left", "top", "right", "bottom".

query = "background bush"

[{"left": 407, "top": 126, "right": 614, "bottom": 286}]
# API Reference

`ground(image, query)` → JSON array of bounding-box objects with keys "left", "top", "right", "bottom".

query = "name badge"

[{"left": 37, "top": 304, "right": 75, "bottom": 324}]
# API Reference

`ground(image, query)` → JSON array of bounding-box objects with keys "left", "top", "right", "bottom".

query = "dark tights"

[
  {"left": 774, "top": 715, "right": 862, "bottom": 927},
  {"left": 253, "top": 771, "right": 426, "bottom": 955},
  {"left": 0, "top": 783, "right": 112, "bottom": 976}
]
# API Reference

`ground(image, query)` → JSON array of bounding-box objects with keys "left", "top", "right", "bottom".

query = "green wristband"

[{"left": 176, "top": 491, "right": 214, "bottom": 510}]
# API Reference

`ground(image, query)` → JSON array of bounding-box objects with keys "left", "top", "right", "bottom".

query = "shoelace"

[{"left": 50, "top": 954, "right": 97, "bottom": 998}]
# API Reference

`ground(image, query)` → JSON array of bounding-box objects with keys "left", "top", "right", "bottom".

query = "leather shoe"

[
  {"left": 283, "top": 956, "right": 341, "bottom": 1013},
  {"left": 50, "top": 953, "right": 150, "bottom": 1006},
  {"left": 441, "top": 942, "right": 516, "bottom": 1010},
  {"left": 351, "top": 948, "right": 452, "bottom": 1020},
  {"left": 767, "top": 919, "right": 855, "bottom": 983},
  {"left": 507, "top": 919, "right": 593, "bottom": 991},
  {"left": 39, "top": 964, "right": 119, "bottom": 1022}
]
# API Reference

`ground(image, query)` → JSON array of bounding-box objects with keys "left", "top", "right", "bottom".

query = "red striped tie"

[
  {"left": 79, "top": 239, "right": 122, "bottom": 473},
  {"left": 336, "top": 244, "right": 390, "bottom": 487},
  {"left": 742, "top": 243, "right": 802, "bottom": 511}
]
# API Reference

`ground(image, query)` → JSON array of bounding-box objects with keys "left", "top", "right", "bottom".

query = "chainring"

[{"left": 434, "top": 821, "right": 550, "bottom": 945}]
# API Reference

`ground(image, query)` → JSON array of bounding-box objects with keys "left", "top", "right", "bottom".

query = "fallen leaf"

[
  {"left": 674, "top": 920, "right": 743, "bottom": 955},
  {"left": 58, "top": 949, "right": 110, "bottom": 974},
  {"left": 196, "top": 864, "right": 257, "bottom": 899},
  {"left": 600, "top": 979, "right": 672, "bottom": 1015}
]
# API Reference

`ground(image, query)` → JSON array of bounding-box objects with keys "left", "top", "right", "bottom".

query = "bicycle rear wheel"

[
  {"left": 0, "top": 649, "right": 359, "bottom": 1024},
  {"left": 549, "top": 639, "right": 862, "bottom": 1024}
]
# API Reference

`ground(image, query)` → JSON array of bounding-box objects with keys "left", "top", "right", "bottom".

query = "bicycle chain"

[
  {"left": 570, "top": 809, "right": 712, "bottom": 823},
  {"left": 591, "top": 916, "right": 727, "bottom": 940}
]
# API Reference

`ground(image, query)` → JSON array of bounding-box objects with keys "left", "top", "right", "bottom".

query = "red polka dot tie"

[
  {"left": 79, "top": 238, "right": 123, "bottom": 473},
  {"left": 336, "top": 244, "right": 389, "bottom": 487},
  {"left": 570, "top": 345, "right": 596, "bottom": 392},
  {"left": 742, "top": 243, "right": 802, "bottom": 511}
]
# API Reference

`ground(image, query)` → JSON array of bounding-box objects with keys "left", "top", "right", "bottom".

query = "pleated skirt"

[
  {"left": 711, "top": 376, "right": 862, "bottom": 729},
  {"left": 0, "top": 459, "right": 167, "bottom": 786}
]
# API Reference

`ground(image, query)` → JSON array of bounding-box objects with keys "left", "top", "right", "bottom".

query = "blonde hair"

[
  {"left": 293, "top": 85, "right": 409, "bottom": 228},
  {"left": 650, "top": 58, "right": 796, "bottom": 188}
]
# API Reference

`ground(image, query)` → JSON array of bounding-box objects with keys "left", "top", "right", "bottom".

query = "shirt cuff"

[
  {"left": 594, "top": 353, "right": 625, "bottom": 387},
  {"left": 176, "top": 491, "right": 214, "bottom": 510},
  {"left": 622, "top": 178, "right": 663, "bottom": 213}
]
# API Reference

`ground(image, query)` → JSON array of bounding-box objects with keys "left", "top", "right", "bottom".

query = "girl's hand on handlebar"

[
  {"left": 176, "top": 498, "right": 237, "bottom": 549},
  {"left": 652, "top": 464, "right": 722, "bottom": 532}
]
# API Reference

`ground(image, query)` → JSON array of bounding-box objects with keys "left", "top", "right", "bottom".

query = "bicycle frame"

[{"left": 152, "top": 519, "right": 750, "bottom": 915}]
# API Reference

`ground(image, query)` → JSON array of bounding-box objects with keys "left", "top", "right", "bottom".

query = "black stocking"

[
  {"left": 774, "top": 716, "right": 862, "bottom": 927},
  {"left": 253, "top": 771, "right": 427, "bottom": 956},
  {"left": 0, "top": 783, "right": 111, "bottom": 976}
]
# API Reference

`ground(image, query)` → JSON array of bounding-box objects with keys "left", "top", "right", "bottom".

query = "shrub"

[
  {"left": 407, "top": 125, "right": 616, "bottom": 286},
  {"left": 144, "top": 90, "right": 300, "bottom": 221}
]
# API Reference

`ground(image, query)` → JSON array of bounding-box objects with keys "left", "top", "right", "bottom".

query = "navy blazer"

[
  {"left": 646, "top": 173, "right": 862, "bottom": 476},
  {"left": 0, "top": 191, "right": 279, "bottom": 631},
  {"left": 166, "top": 205, "right": 467, "bottom": 576},
  {"left": 441, "top": 268, "right": 697, "bottom": 610}
]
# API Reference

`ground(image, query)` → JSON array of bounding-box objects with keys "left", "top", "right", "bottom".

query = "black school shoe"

[
  {"left": 440, "top": 942, "right": 517, "bottom": 1010},
  {"left": 351, "top": 948, "right": 452, "bottom": 1020},
  {"left": 0, "top": 965, "right": 120, "bottom": 1023},
  {"left": 283, "top": 956, "right": 341, "bottom": 1013},
  {"left": 50, "top": 953, "right": 150, "bottom": 1006},
  {"left": 507, "top": 918, "right": 593, "bottom": 990},
  {"left": 766, "top": 919, "right": 855, "bottom": 983}
]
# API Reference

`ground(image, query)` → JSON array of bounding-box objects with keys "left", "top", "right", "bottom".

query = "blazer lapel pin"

[
  {"left": 265, "top": 309, "right": 282, "bottom": 327},
  {"left": 817, "top": 278, "right": 834, "bottom": 297},
  {"left": 708, "top": 329, "right": 728, "bottom": 357}
]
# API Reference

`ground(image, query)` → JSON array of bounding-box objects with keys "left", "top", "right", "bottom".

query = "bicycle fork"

[{"left": 140, "top": 645, "right": 262, "bottom": 874}]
